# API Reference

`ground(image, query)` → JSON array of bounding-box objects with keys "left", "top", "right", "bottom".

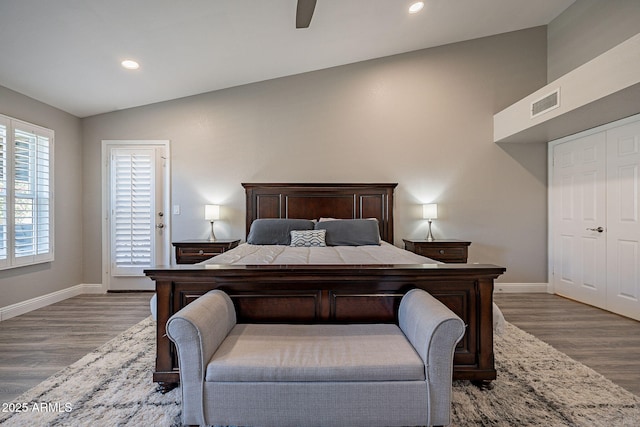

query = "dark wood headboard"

[{"left": 242, "top": 183, "right": 397, "bottom": 244}]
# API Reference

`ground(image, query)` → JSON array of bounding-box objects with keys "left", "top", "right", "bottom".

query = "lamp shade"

[
  {"left": 205, "top": 204, "right": 220, "bottom": 221},
  {"left": 423, "top": 203, "right": 438, "bottom": 220}
]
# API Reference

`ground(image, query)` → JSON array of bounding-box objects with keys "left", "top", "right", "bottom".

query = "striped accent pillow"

[{"left": 290, "top": 229, "right": 327, "bottom": 247}]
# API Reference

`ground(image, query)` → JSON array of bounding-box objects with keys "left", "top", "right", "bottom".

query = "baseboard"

[
  {"left": 0, "top": 283, "right": 105, "bottom": 321},
  {"left": 82, "top": 283, "right": 106, "bottom": 294},
  {"left": 494, "top": 283, "right": 550, "bottom": 293}
]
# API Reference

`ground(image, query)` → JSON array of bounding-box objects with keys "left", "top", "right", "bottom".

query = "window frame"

[{"left": 0, "top": 114, "right": 54, "bottom": 270}]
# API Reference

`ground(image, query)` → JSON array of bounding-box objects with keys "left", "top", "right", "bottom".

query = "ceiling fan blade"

[{"left": 296, "top": 0, "right": 317, "bottom": 28}]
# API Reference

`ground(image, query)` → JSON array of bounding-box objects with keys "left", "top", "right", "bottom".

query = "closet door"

[
  {"left": 552, "top": 133, "right": 607, "bottom": 308},
  {"left": 606, "top": 121, "right": 640, "bottom": 321}
]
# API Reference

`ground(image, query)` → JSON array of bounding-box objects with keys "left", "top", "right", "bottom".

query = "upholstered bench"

[{"left": 167, "top": 288, "right": 465, "bottom": 427}]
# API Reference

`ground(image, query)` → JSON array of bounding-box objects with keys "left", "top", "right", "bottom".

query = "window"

[{"left": 0, "top": 114, "right": 54, "bottom": 269}]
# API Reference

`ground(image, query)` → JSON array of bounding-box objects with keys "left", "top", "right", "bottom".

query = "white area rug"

[{"left": 1, "top": 317, "right": 638, "bottom": 426}]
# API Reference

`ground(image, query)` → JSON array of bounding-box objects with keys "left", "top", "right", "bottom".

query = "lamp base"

[
  {"left": 426, "top": 220, "right": 435, "bottom": 241},
  {"left": 209, "top": 221, "right": 217, "bottom": 242}
]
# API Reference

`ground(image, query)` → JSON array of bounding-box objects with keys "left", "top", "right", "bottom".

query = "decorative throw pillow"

[{"left": 290, "top": 229, "right": 327, "bottom": 247}]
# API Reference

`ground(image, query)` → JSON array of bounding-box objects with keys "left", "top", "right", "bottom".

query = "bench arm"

[
  {"left": 398, "top": 288, "right": 465, "bottom": 425},
  {"left": 166, "top": 290, "right": 236, "bottom": 425}
]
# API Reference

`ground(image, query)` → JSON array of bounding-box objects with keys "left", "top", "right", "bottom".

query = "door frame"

[
  {"left": 548, "top": 113, "right": 640, "bottom": 295},
  {"left": 101, "top": 140, "right": 171, "bottom": 292}
]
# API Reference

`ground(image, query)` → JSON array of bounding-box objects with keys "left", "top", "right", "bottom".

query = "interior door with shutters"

[
  {"left": 551, "top": 133, "right": 607, "bottom": 308},
  {"left": 104, "top": 141, "right": 169, "bottom": 291},
  {"left": 606, "top": 121, "right": 640, "bottom": 321}
]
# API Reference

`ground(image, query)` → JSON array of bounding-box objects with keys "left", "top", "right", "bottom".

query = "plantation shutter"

[
  {"left": 111, "top": 148, "right": 155, "bottom": 276},
  {"left": 0, "top": 115, "right": 54, "bottom": 270},
  {"left": 0, "top": 120, "right": 7, "bottom": 267},
  {"left": 13, "top": 124, "right": 53, "bottom": 265}
]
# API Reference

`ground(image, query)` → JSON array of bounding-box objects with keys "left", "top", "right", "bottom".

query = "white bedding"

[
  {"left": 200, "top": 241, "right": 438, "bottom": 265},
  {"left": 152, "top": 242, "right": 506, "bottom": 334}
]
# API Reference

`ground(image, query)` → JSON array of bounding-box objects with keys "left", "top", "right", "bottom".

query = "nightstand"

[
  {"left": 173, "top": 239, "right": 240, "bottom": 264},
  {"left": 402, "top": 239, "right": 471, "bottom": 263}
]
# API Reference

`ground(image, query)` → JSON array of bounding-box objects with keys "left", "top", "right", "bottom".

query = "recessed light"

[
  {"left": 409, "top": 2, "right": 424, "bottom": 14},
  {"left": 121, "top": 59, "right": 140, "bottom": 70}
]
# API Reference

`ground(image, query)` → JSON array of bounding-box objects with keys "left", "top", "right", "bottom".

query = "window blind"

[
  {"left": 0, "top": 121, "right": 7, "bottom": 267},
  {"left": 111, "top": 149, "right": 155, "bottom": 275},
  {"left": 14, "top": 129, "right": 51, "bottom": 260},
  {"left": 0, "top": 115, "right": 54, "bottom": 270}
]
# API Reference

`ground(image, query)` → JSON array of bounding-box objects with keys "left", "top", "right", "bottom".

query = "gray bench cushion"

[{"left": 206, "top": 324, "right": 425, "bottom": 382}]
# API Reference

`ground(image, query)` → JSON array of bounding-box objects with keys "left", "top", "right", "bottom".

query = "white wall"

[{"left": 82, "top": 28, "right": 549, "bottom": 285}]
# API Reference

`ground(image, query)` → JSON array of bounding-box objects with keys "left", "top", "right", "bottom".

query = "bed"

[{"left": 145, "top": 183, "right": 506, "bottom": 392}]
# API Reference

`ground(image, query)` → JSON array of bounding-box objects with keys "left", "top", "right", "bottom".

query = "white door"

[
  {"left": 103, "top": 141, "right": 170, "bottom": 291},
  {"left": 606, "top": 121, "right": 640, "bottom": 321},
  {"left": 552, "top": 132, "right": 607, "bottom": 308}
]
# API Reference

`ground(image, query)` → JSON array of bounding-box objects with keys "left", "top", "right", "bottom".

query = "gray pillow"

[
  {"left": 247, "top": 219, "right": 315, "bottom": 245},
  {"left": 315, "top": 219, "right": 381, "bottom": 246}
]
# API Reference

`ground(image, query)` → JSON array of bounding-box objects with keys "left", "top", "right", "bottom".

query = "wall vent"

[{"left": 531, "top": 88, "right": 560, "bottom": 118}]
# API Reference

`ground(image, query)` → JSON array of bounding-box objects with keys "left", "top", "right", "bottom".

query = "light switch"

[{"left": 173, "top": 205, "right": 180, "bottom": 215}]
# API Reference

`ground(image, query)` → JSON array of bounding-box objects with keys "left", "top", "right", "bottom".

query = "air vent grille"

[{"left": 531, "top": 88, "right": 560, "bottom": 118}]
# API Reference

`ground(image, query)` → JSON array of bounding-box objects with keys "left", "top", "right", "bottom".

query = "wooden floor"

[
  {"left": 0, "top": 292, "right": 638, "bottom": 403},
  {"left": 494, "top": 293, "right": 640, "bottom": 397},
  {"left": 0, "top": 293, "right": 151, "bottom": 403}
]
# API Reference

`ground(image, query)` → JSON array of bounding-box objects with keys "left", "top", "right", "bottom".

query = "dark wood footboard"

[{"left": 145, "top": 263, "right": 505, "bottom": 391}]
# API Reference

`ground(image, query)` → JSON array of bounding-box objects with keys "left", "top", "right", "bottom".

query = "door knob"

[
  {"left": 156, "top": 223, "right": 165, "bottom": 229},
  {"left": 586, "top": 226, "right": 604, "bottom": 233}
]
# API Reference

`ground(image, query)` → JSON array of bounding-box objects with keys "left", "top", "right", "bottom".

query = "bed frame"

[{"left": 145, "top": 183, "right": 505, "bottom": 392}]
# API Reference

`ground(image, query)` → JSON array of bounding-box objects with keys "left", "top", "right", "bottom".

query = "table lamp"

[
  {"left": 205, "top": 204, "right": 220, "bottom": 241},
  {"left": 423, "top": 203, "right": 438, "bottom": 241}
]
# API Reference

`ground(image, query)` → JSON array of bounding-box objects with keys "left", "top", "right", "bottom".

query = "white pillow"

[{"left": 290, "top": 229, "right": 327, "bottom": 247}]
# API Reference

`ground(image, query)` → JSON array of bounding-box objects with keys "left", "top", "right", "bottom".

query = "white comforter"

[
  {"left": 200, "top": 241, "right": 438, "bottom": 265},
  {"left": 153, "top": 242, "right": 506, "bottom": 334}
]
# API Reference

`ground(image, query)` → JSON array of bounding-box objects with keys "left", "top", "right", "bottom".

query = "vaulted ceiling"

[{"left": 0, "top": 0, "right": 574, "bottom": 117}]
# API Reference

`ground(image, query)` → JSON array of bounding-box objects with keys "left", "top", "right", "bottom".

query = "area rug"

[{"left": 1, "top": 318, "right": 638, "bottom": 427}]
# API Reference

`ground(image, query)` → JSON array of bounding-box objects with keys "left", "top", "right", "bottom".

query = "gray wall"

[
  {"left": 0, "top": 86, "right": 84, "bottom": 307},
  {"left": 83, "top": 27, "right": 548, "bottom": 285},
  {"left": 5, "top": 3, "right": 640, "bottom": 308},
  {"left": 547, "top": 0, "right": 640, "bottom": 82}
]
